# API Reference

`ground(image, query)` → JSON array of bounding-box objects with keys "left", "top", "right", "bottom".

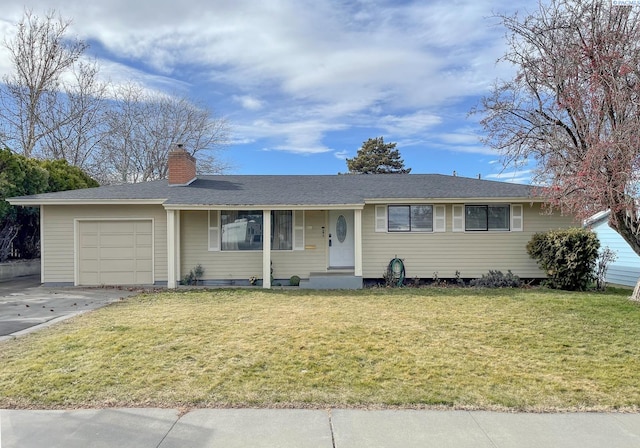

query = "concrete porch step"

[{"left": 300, "top": 271, "right": 362, "bottom": 290}]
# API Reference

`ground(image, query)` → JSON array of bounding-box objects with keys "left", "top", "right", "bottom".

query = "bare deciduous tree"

[
  {"left": 474, "top": 0, "right": 640, "bottom": 295},
  {"left": 0, "top": 9, "right": 88, "bottom": 157},
  {"left": 40, "top": 59, "right": 107, "bottom": 176},
  {"left": 99, "top": 83, "right": 229, "bottom": 184},
  {"left": 0, "top": 9, "right": 230, "bottom": 186}
]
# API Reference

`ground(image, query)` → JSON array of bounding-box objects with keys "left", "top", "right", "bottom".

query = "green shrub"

[
  {"left": 526, "top": 228, "right": 599, "bottom": 291},
  {"left": 182, "top": 264, "right": 204, "bottom": 286},
  {"left": 181, "top": 273, "right": 194, "bottom": 286},
  {"left": 595, "top": 247, "right": 617, "bottom": 291},
  {"left": 470, "top": 270, "right": 521, "bottom": 288},
  {"left": 289, "top": 275, "right": 301, "bottom": 286}
]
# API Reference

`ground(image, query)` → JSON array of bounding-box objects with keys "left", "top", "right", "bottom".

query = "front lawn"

[{"left": 1, "top": 288, "right": 639, "bottom": 411}]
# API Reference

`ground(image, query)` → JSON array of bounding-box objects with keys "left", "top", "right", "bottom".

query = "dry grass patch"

[{"left": 1, "top": 287, "right": 639, "bottom": 411}]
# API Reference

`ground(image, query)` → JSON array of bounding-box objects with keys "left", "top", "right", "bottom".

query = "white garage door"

[{"left": 78, "top": 220, "right": 153, "bottom": 286}]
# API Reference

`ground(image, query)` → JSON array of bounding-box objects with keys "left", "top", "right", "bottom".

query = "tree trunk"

[
  {"left": 611, "top": 211, "right": 640, "bottom": 253},
  {"left": 611, "top": 212, "right": 640, "bottom": 301},
  {"left": 0, "top": 223, "right": 19, "bottom": 262},
  {"left": 632, "top": 278, "right": 640, "bottom": 302}
]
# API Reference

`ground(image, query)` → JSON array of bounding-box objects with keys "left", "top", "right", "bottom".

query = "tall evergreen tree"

[{"left": 346, "top": 137, "right": 411, "bottom": 174}]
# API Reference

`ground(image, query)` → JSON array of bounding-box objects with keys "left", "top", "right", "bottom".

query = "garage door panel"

[
  {"left": 81, "top": 222, "right": 100, "bottom": 232},
  {"left": 135, "top": 246, "right": 152, "bottom": 257},
  {"left": 101, "top": 258, "right": 135, "bottom": 271},
  {"left": 78, "top": 220, "right": 153, "bottom": 286},
  {"left": 135, "top": 221, "right": 151, "bottom": 231},
  {"left": 79, "top": 260, "right": 99, "bottom": 271},
  {"left": 135, "top": 259, "right": 152, "bottom": 270},
  {"left": 100, "top": 247, "right": 134, "bottom": 259},
  {"left": 100, "top": 234, "right": 134, "bottom": 247},
  {"left": 136, "top": 233, "right": 152, "bottom": 245},
  {"left": 80, "top": 247, "right": 99, "bottom": 260},
  {"left": 80, "top": 272, "right": 99, "bottom": 285},
  {"left": 79, "top": 234, "right": 99, "bottom": 247},
  {"left": 136, "top": 272, "right": 153, "bottom": 284},
  {"left": 101, "top": 272, "right": 135, "bottom": 285},
  {"left": 104, "top": 221, "right": 135, "bottom": 233}
]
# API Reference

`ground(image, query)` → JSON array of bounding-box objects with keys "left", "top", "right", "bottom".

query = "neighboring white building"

[{"left": 587, "top": 211, "right": 640, "bottom": 287}]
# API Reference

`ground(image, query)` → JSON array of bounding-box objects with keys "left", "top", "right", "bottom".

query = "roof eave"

[
  {"left": 584, "top": 210, "right": 610, "bottom": 227},
  {"left": 7, "top": 198, "right": 167, "bottom": 206},
  {"left": 364, "top": 196, "right": 544, "bottom": 204},
  {"left": 163, "top": 203, "right": 366, "bottom": 211}
]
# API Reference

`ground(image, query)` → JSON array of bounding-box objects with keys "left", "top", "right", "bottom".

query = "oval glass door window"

[{"left": 336, "top": 215, "right": 347, "bottom": 243}]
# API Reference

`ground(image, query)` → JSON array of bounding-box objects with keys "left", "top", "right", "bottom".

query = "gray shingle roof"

[{"left": 9, "top": 174, "right": 536, "bottom": 206}]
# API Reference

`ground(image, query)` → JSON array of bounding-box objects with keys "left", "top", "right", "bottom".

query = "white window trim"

[
  {"left": 208, "top": 210, "right": 220, "bottom": 251},
  {"left": 375, "top": 205, "right": 387, "bottom": 232},
  {"left": 377, "top": 204, "right": 441, "bottom": 233},
  {"left": 453, "top": 204, "right": 523, "bottom": 233},
  {"left": 511, "top": 204, "right": 523, "bottom": 232},
  {"left": 463, "top": 204, "right": 510, "bottom": 232},
  {"left": 452, "top": 205, "right": 464, "bottom": 232},
  {"left": 293, "top": 210, "right": 305, "bottom": 250},
  {"left": 434, "top": 205, "right": 446, "bottom": 232},
  {"left": 210, "top": 209, "right": 302, "bottom": 251}
]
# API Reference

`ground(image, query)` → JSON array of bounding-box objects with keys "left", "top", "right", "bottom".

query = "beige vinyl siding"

[
  {"left": 272, "top": 210, "right": 326, "bottom": 279},
  {"left": 42, "top": 205, "right": 167, "bottom": 284},
  {"left": 180, "top": 210, "right": 327, "bottom": 281},
  {"left": 362, "top": 203, "right": 576, "bottom": 279}
]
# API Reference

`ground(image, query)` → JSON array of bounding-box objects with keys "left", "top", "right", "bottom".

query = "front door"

[{"left": 329, "top": 210, "right": 355, "bottom": 268}]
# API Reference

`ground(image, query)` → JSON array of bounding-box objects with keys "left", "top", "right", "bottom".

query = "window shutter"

[
  {"left": 375, "top": 205, "right": 387, "bottom": 232},
  {"left": 293, "top": 210, "right": 305, "bottom": 250},
  {"left": 452, "top": 205, "right": 464, "bottom": 232},
  {"left": 511, "top": 204, "right": 523, "bottom": 232},
  {"left": 434, "top": 205, "right": 446, "bottom": 232},
  {"left": 208, "top": 210, "right": 220, "bottom": 251}
]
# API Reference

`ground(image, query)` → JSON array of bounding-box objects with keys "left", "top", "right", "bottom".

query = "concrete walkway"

[{"left": 1, "top": 408, "right": 639, "bottom": 448}]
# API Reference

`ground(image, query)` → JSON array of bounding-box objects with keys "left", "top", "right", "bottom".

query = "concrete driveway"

[{"left": 0, "top": 276, "right": 140, "bottom": 341}]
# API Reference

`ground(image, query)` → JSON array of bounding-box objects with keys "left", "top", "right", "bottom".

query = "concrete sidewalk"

[{"left": 1, "top": 408, "right": 639, "bottom": 448}]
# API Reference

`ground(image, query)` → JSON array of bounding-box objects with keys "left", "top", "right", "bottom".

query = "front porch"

[{"left": 165, "top": 207, "right": 363, "bottom": 289}]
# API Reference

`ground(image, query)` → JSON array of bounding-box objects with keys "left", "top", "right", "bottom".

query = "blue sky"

[{"left": 0, "top": 0, "right": 534, "bottom": 183}]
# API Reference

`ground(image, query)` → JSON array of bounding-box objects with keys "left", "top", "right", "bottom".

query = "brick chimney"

[{"left": 168, "top": 143, "right": 197, "bottom": 186}]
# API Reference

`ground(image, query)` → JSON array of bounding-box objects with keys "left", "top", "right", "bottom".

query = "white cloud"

[
  {"left": 233, "top": 95, "right": 264, "bottom": 111},
  {"left": 378, "top": 112, "right": 442, "bottom": 136},
  {"left": 229, "top": 137, "right": 255, "bottom": 145},
  {"left": 98, "top": 60, "right": 191, "bottom": 96},
  {"left": 0, "top": 0, "right": 532, "bottom": 161},
  {"left": 437, "top": 130, "right": 481, "bottom": 146},
  {"left": 236, "top": 118, "right": 346, "bottom": 154},
  {"left": 334, "top": 150, "right": 349, "bottom": 160},
  {"left": 484, "top": 169, "right": 533, "bottom": 184},
  {"left": 395, "top": 125, "right": 498, "bottom": 157},
  {"left": 58, "top": 0, "right": 513, "bottom": 111},
  {"left": 0, "top": 20, "right": 14, "bottom": 75}
]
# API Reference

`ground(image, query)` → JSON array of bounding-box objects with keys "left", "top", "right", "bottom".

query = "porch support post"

[
  {"left": 354, "top": 208, "right": 363, "bottom": 276},
  {"left": 167, "top": 209, "right": 179, "bottom": 289},
  {"left": 262, "top": 209, "right": 271, "bottom": 288},
  {"left": 175, "top": 210, "right": 181, "bottom": 286},
  {"left": 40, "top": 205, "right": 45, "bottom": 284}
]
